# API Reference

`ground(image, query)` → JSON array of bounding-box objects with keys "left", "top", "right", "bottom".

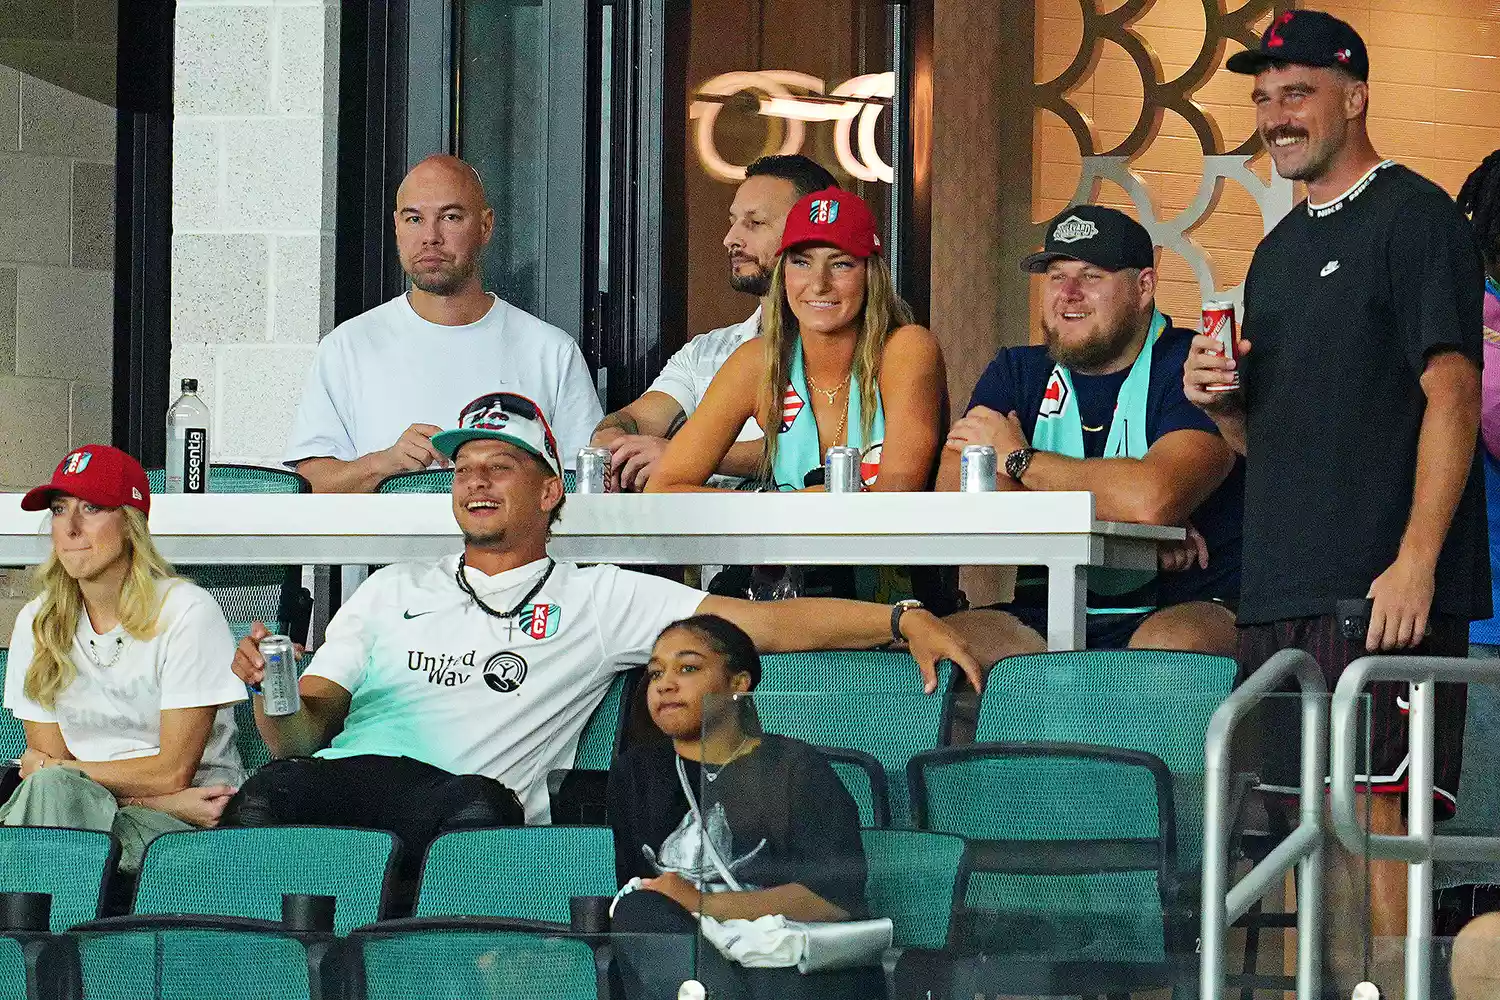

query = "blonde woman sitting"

[{"left": 1, "top": 446, "right": 245, "bottom": 870}]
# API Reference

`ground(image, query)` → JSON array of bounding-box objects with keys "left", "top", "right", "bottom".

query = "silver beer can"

[
  {"left": 575, "top": 447, "right": 612, "bottom": 494},
  {"left": 960, "top": 445, "right": 998, "bottom": 492},
  {"left": 825, "top": 446, "right": 863, "bottom": 493},
  {"left": 257, "top": 634, "right": 300, "bottom": 717}
]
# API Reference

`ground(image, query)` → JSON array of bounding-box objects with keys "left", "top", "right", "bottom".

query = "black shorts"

[
  {"left": 985, "top": 603, "right": 1151, "bottom": 650},
  {"left": 1237, "top": 615, "right": 1468, "bottom": 819}
]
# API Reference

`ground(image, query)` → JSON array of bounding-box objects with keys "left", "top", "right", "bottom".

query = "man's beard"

[
  {"left": 461, "top": 526, "right": 506, "bottom": 548},
  {"left": 729, "top": 258, "right": 772, "bottom": 297},
  {"left": 407, "top": 259, "right": 477, "bottom": 296},
  {"left": 1263, "top": 126, "right": 1338, "bottom": 182},
  {"left": 1043, "top": 307, "right": 1145, "bottom": 372}
]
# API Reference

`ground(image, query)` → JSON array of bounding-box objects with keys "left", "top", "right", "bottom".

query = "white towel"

[{"left": 698, "top": 914, "right": 807, "bottom": 968}]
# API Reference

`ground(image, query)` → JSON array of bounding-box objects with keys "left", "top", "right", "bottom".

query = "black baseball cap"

[
  {"left": 1020, "top": 205, "right": 1156, "bottom": 274},
  {"left": 1226, "top": 10, "right": 1369, "bottom": 82}
]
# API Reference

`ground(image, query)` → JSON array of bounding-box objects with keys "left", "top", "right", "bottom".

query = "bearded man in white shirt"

[
  {"left": 284, "top": 155, "right": 602, "bottom": 491},
  {"left": 590, "top": 155, "right": 838, "bottom": 490},
  {"left": 226, "top": 392, "right": 977, "bottom": 869}
]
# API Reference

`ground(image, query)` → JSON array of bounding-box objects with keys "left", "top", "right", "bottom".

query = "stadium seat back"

[
  {"left": 978, "top": 650, "right": 1233, "bottom": 867},
  {"left": 0, "top": 827, "right": 116, "bottom": 931},
  {"left": 74, "top": 929, "right": 320, "bottom": 1000},
  {"left": 147, "top": 465, "right": 311, "bottom": 496},
  {"left": 416, "top": 827, "right": 616, "bottom": 923},
  {"left": 0, "top": 939, "right": 25, "bottom": 1000},
  {"left": 754, "top": 651, "right": 953, "bottom": 825},
  {"left": 821, "top": 747, "right": 889, "bottom": 828},
  {"left": 376, "top": 469, "right": 579, "bottom": 493},
  {"left": 133, "top": 827, "right": 396, "bottom": 935},
  {"left": 0, "top": 650, "right": 26, "bottom": 763},
  {"left": 861, "top": 828, "right": 966, "bottom": 950},
  {"left": 356, "top": 929, "right": 601, "bottom": 1000},
  {"left": 572, "top": 670, "right": 635, "bottom": 770},
  {"left": 910, "top": 743, "right": 1173, "bottom": 963}
]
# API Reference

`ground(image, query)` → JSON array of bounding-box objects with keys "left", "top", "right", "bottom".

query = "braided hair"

[{"left": 1458, "top": 148, "right": 1500, "bottom": 278}]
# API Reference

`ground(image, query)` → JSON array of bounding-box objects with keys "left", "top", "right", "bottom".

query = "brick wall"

[
  {"left": 1031, "top": 0, "right": 1500, "bottom": 329},
  {"left": 0, "top": 67, "right": 115, "bottom": 492},
  {"left": 170, "top": 0, "right": 339, "bottom": 468}
]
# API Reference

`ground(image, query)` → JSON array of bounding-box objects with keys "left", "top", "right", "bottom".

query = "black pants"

[
  {"left": 611, "top": 888, "right": 886, "bottom": 1000},
  {"left": 221, "top": 754, "right": 524, "bottom": 881}
]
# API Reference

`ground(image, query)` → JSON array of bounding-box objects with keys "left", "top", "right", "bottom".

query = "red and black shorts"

[{"left": 1237, "top": 614, "right": 1468, "bottom": 819}]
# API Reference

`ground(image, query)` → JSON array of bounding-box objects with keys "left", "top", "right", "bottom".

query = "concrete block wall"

[
  {"left": 170, "top": 0, "right": 339, "bottom": 468},
  {"left": 0, "top": 66, "right": 116, "bottom": 494}
]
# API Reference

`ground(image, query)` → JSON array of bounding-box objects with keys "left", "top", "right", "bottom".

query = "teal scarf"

[
  {"left": 771, "top": 340, "right": 886, "bottom": 490},
  {"left": 1032, "top": 310, "right": 1167, "bottom": 611}
]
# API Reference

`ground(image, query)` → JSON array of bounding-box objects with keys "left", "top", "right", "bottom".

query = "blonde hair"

[
  {"left": 25, "top": 506, "right": 176, "bottom": 709},
  {"left": 756, "top": 252, "right": 914, "bottom": 480}
]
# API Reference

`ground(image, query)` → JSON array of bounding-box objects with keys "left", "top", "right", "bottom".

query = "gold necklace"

[{"left": 804, "top": 370, "right": 849, "bottom": 405}]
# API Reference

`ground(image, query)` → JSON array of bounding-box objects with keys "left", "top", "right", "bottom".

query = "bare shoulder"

[
  {"left": 882, "top": 323, "right": 942, "bottom": 364},
  {"left": 715, "top": 337, "right": 769, "bottom": 387}
]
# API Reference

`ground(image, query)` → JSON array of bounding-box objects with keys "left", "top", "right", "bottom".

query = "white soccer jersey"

[{"left": 306, "top": 555, "right": 706, "bottom": 821}]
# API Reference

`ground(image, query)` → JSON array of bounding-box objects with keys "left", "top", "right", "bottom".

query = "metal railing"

[
  {"left": 1201, "top": 648, "right": 1328, "bottom": 1000},
  {"left": 1330, "top": 655, "right": 1500, "bottom": 1000}
]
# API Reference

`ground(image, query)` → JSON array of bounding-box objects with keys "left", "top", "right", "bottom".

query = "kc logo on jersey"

[
  {"left": 483, "top": 652, "right": 529, "bottom": 693},
  {"left": 1039, "top": 370, "right": 1070, "bottom": 418},
  {"left": 519, "top": 604, "right": 561, "bottom": 639},
  {"left": 780, "top": 385, "right": 805, "bottom": 432},
  {"left": 808, "top": 199, "right": 840, "bottom": 225},
  {"left": 62, "top": 451, "right": 93, "bottom": 475}
]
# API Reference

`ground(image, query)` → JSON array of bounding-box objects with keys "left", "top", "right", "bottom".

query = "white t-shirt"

[
  {"left": 305, "top": 555, "right": 706, "bottom": 822},
  {"left": 4, "top": 580, "right": 247, "bottom": 786},
  {"left": 648, "top": 308, "right": 763, "bottom": 444},
  {"left": 283, "top": 293, "right": 604, "bottom": 471}
]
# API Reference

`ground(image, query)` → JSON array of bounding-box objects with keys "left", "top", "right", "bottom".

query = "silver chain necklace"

[
  {"left": 702, "top": 735, "right": 752, "bottom": 783},
  {"left": 83, "top": 634, "right": 125, "bottom": 670}
]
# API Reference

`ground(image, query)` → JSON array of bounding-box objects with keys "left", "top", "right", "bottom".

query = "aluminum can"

[
  {"left": 1202, "top": 300, "right": 1240, "bottom": 392},
  {"left": 825, "top": 446, "right": 863, "bottom": 493},
  {"left": 960, "top": 445, "right": 998, "bottom": 492},
  {"left": 257, "top": 634, "right": 300, "bottom": 717},
  {"left": 574, "top": 447, "right": 613, "bottom": 493}
]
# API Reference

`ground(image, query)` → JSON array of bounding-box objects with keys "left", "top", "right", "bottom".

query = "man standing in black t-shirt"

[
  {"left": 1184, "top": 11, "right": 1490, "bottom": 993},
  {"left": 942, "top": 205, "right": 1244, "bottom": 663}
]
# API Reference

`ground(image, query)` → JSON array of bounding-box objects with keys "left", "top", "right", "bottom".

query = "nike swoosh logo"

[
  {"left": 1320, "top": 260, "right": 1340, "bottom": 277},
  {"left": 403, "top": 610, "right": 434, "bottom": 619}
]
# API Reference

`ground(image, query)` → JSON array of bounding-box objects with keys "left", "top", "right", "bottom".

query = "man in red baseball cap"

[{"left": 21, "top": 445, "right": 152, "bottom": 517}]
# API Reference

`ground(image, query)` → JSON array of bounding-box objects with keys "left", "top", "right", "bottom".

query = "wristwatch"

[
  {"left": 891, "top": 599, "right": 924, "bottom": 643},
  {"left": 1004, "top": 446, "right": 1037, "bottom": 483}
]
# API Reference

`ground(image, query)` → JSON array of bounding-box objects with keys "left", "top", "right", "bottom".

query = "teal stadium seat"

[
  {"left": 861, "top": 828, "right": 966, "bottom": 950},
  {"left": 353, "top": 927, "right": 604, "bottom": 1000},
  {"left": 754, "top": 651, "right": 954, "bottom": 825},
  {"left": 572, "top": 670, "right": 633, "bottom": 771},
  {"left": 0, "top": 650, "right": 25, "bottom": 764},
  {"left": 0, "top": 827, "right": 116, "bottom": 931},
  {"left": 132, "top": 826, "right": 397, "bottom": 935},
  {"left": 376, "top": 468, "right": 579, "bottom": 494},
  {"left": 909, "top": 743, "right": 1181, "bottom": 997},
  {"left": 978, "top": 650, "right": 1235, "bottom": 875},
  {"left": 415, "top": 827, "right": 616, "bottom": 925},
  {"left": 145, "top": 465, "right": 312, "bottom": 645},
  {"left": 71, "top": 927, "right": 333, "bottom": 1000}
]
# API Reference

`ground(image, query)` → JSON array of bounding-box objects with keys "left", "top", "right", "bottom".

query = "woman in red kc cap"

[
  {"left": 647, "top": 186, "right": 946, "bottom": 493},
  {"left": 1, "top": 446, "right": 246, "bottom": 870}
]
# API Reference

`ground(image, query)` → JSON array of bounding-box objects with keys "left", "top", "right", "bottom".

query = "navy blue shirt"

[{"left": 966, "top": 323, "right": 1244, "bottom": 606}]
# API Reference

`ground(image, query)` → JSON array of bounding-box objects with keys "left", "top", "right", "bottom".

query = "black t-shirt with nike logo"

[{"left": 1237, "top": 161, "right": 1491, "bottom": 625}]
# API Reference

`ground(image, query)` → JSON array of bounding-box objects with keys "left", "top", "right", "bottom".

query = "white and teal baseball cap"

[{"left": 431, "top": 391, "right": 562, "bottom": 475}]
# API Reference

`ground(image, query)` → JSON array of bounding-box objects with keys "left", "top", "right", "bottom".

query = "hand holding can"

[{"left": 1201, "top": 301, "right": 1240, "bottom": 393}]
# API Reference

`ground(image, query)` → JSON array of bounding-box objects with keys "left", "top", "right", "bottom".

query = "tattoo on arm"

[
  {"left": 597, "top": 411, "right": 639, "bottom": 435},
  {"left": 664, "top": 409, "right": 688, "bottom": 439}
]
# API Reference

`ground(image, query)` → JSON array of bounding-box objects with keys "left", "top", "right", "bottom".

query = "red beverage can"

[{"left": 1202, "top": 300, "right": 1239, "bottom": 392}]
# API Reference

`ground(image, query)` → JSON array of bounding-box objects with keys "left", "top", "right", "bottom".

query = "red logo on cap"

[
  {"left": 62, "top": 451, "right": 93, "bottom": 476},
  {"left": 1267, "top": 11, "right": 1293, "bottom": 47},
  {"left": 1335, "top": 48, "right": 1351, "bottom": 63}
]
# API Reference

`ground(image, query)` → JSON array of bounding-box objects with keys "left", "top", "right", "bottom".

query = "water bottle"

[{"left": 165, "top": 378, "right": 211, "bottom": 494}]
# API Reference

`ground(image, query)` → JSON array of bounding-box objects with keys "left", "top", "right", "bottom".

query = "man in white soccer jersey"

[{"left": 224, "top": 391, "right": 977, "bottom": 864}]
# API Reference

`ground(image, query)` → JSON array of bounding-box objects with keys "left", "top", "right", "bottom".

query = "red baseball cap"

[
  {"left": 779, "top": 187, "right": 882, "bottom": 258},
  {"left": 22, "top": 445, "right": 151, "bottom": 516}
]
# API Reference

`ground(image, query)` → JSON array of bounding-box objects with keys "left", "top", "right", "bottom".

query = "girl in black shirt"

[{"left": 607, "top": 614, "right": 882, "bottom": 1000}]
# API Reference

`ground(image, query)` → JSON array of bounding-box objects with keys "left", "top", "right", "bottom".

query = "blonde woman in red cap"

[
  {"left": 1, "top": 445, "right": 245, "bottom": 870},
  {"left": 647, "top": 187, "right": 946, "bottom": 494}
]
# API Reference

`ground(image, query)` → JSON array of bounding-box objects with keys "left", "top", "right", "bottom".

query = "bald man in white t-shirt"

[
  {"left": 225, "top": 393, "right": 978, "bottom": 868},
  {"left": 284, "top": 155, "right": 601, "bottom": 492}
]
